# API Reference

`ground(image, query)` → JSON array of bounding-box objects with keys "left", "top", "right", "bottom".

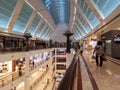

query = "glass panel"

[
  {"left": 75, "top": 24, "right": 86, "bottom": 36},
  {"left": 74, "top": 25, "right": 82, "bottom": 37},
  {"left": 80, "top": 27, "right": 85, "bottom": 35},
  {"left": 13, "top": 2, "right": 33, "bottom": 33},
  {"left": 92, "top": 0, "right": 120, "bottom": 17},
  {"left": 74, "top": 27, "right": 81, "bottom": 38},
  {"left": 72, "top": 29, "right": 79, "bottom": 39},
  {"left": 40, "top": 25, "right": 49, "bottom": 38},
  {"left": 44, "top": 27, "right": 51, "bottom": 38},
  {"left": 89, "top": 12, "right": 100, "bottom": 28},
  {"left": 46, "top": 30, "right": 52, "bottom": 39},
  {"left": 36, "top": 21, "right": 46, "bottom": 37},
  {"left": 0, "top": 0, "right": 18, "bottom": 29},
  {"left": 76, "top": 20, "right": 86, "bottom": 34},
  {"left": 77, "top": 13, "right": 91, "bottom": 33},
  {"left": 83, "top": 2, "right": 88, "bottom": 14},
  {"left": 42, "top": 0, "right": 70, "bottom": 25},
  {"left": 29, "top": 14, "right": 41, "bottom": 35},
  {"left": 45, "top": 29, "right": 51, "bottom": 39},
  {"left": 77, "top": 0, "right": 100, "bottom": 28}
]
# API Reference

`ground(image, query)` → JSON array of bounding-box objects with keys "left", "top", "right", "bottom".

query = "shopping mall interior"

[{"left": 0, "top": 0, "right": 120, "bottom": 90}]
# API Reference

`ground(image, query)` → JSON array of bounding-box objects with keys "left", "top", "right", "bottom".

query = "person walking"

[{"left": 93, "top": 41, "right": 104, "bottom": 67}]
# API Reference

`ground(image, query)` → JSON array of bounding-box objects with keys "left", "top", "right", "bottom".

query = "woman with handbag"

[{"left": 93, "top": 41, "right": 104, "bottom": 67}]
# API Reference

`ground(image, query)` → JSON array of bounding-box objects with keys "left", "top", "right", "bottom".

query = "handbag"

[
  {"left": 91, "top": 55, "right": 96, "bottom": 59},
  {"left": 103, "top": 55, "right": 107, "bottom": 61}
]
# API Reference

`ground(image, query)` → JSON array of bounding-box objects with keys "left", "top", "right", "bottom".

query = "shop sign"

[{"left": 113, "top": 35, "right": 120, "bottom": 44}]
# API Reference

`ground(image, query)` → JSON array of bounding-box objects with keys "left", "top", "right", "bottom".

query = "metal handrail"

[{"left": 57, "top": 54, "right": 82, "bottom": 90}]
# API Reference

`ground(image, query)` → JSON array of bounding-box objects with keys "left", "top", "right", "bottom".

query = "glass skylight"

[
  {"left": 36, "top": 20, "right": 46, "bottom": 37},
  {"left": 42, "top": 0, "right": 70, "bottom": 25},
  {"left": 73, "top": 26, "right": 82, "bottom": 38},
  {"left": 77, "top": 0, "right": 100, "bottom": 28},
  {"left": 0, "top": 0, "right": 18, "bottom": 29},
  {"left": 13, "top": 2, "right": 33, "bottom": 33},
  {"left": 42, "top": 27, "right": 50, "bottom": 39},
  {"left": 77, "top": 13, "right": 91, "bottom": 33},
  {"left": 40, "top": 24, "right": 49, "bottom": 38},
  {"left": 92, "top": 0, "right": 120, "bottom": 17},
  {"left": 72, "top": 29, "right": 79, "bottom": 39},
  {"left": 29, "top": 14, "right": 41, "bottom": 35}
]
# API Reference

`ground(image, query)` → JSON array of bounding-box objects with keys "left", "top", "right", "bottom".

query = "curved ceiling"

[
  {"left": 0, "top": 0, "right": 120, "bottom": 42},
  {"left": 42, "top": 0, "right": 70, "bottom": 25}
]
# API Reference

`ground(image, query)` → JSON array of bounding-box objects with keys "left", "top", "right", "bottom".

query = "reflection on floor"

[
  {"left": 34, "top": 50, "right": 120, "bottom": 90},
  {"left": 82, "top": 50, "right": 120, "bottom": 90}
]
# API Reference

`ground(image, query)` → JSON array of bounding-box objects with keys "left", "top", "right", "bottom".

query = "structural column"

[
  {"left": 24, "top": 32, "right": 32, "bottom": 51},
  {"left": 25, "top": 52, "right": 30, "bottom": 90},
  {"left": 63, "top": 30, "right": 73, "bottom": 53}
]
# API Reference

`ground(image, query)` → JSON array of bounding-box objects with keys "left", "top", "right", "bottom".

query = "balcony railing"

[
  {"left": 57, "top": 54, "right": 82, "bottom": 90},
  {"left": 57, "top": 52, "right": 99, "bottom": 90},
  {"left": 0, "top": 68, "right": 25, "bottom": 87}
]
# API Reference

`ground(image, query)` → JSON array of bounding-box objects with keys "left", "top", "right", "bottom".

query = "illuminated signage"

[{"left": 113, "top": 35, "right": 120, "bottom": 44}]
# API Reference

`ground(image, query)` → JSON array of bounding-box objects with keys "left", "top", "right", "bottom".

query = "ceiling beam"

[
  {"left": 71, "top": 30, "right": 77, "bottom": 40},
  {"left": 45, "top": 30, "right": 51, "bottom": 39},
  {"left": 7, "top": 0, "right": 24, "bottom": 32},
  {"left": 75, "top": 4, "right": 93, "bottom": 30},
  {"left": 43, "top": 27, "right": 51, "bottom": 38},
  {"left": 46, "top": 30, "right": 52, "bottom": 40},
  {"left": 71, "top": 29, "right": 77, "bottom": 40},
  {"left": 74, "top": 26, "right": 83, "bottom": 37},
  {"left": 41, "top": 26, "right": 49, "bottom": 38},
  {"left": 76, "top": 16, "right": 89, "bottom": 33},
  {"left": 72, "top": 29, "right": 80, "bottom": 39},
  {"left": 24, "top": 10, "right": 37, "bottom": 33},
  {"left": 85, "top": 0, "right": 105, "bottom": 22},
  {"left": 75, "top": 19, "right": 87, "bottom": 34},
  {"left": 39, "top": 23, "right": 47, "bottom": 38},
  {"left": 47, "top": 32, "right": 52, "bottom": 40},
  {"left": 73, "top": 26, "right": 81, "bottom": 38},
  {"left": 74, "top": 23, "right": 85, "bottom": 36},
  {"left": 33, "top": 18, "right": 43, "bottom": 38},
  {"left": 68, "top": 0, "right": 75, "bottom": 30}
]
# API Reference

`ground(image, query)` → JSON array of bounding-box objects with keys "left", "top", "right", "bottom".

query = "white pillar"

[{"left": 25, "top": 52, "right": 30, "bottom": 90}]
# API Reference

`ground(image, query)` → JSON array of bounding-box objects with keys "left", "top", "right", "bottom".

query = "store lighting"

[
  {"left": 106, "top": 40, "right": 111, "bottom": 43},
  {"left": 91, "top": 35, "right": 97, "bottom": 40},
  {"left": 20, "top": 58, "right": 23, "bottom": 61}
]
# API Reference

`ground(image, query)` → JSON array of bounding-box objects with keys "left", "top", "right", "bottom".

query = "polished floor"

[
  {"left": 18, "top": 50, "right": 120, "bottom": 90},
  {"left": 80, "top": 50, "right": 120, "bottom": 90}
]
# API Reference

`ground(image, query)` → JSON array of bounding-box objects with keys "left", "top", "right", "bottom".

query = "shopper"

[
  {"left": 93, "top": 41, "right": 104, "bottom": 67},
  {"left": 32, "top": 61, "right": 35, "bottom": 67},
  {"left": 80, "top": 46, "right": 83, "bottom": 55},
  {"left": 18, "top": 67, "right": 22, "bottom": 76}
]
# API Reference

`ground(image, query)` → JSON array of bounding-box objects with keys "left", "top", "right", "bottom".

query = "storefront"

[
  {"left": 90, "top": 35, "right": 97, "bottom": 49},
  {"left": 101, "top": 30, "right": 120, "bottom": 59},
  {"left": 0, "top": 61, "right": 12, "bottom": 75},
  {"left": 29, "top": 53, "right": 48, "bottom": 68},
  {"left": 43, "top": 52, "right": 50, "bottom": 61},
  {"left": 0, "top": 35, "right": 24, "bottom": 52},
  {"left": 16, "top": 58, "right": 25, "bottom": 69},
  {"left": 29, "top": 55, "right": 40, "bottom": 68}
]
